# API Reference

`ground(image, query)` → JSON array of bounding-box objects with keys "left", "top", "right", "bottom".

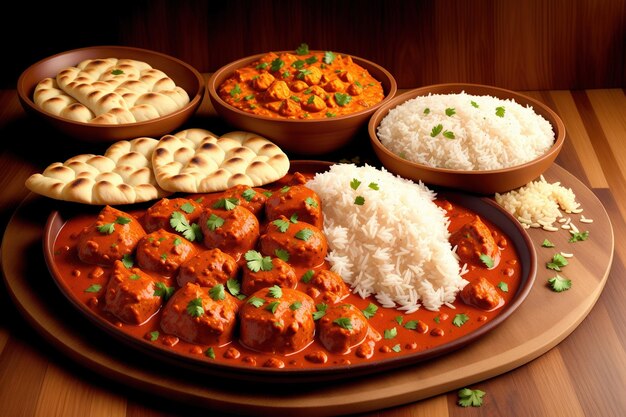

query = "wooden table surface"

[{"left": 0, "top": 85, "right": 625, "bottom": 417}]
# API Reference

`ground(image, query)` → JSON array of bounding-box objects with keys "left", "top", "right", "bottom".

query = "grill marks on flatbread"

[{"left": 152, "top": 129, "right": 290, "bottom": 193}]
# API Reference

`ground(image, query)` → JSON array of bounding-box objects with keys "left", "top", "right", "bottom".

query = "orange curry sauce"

[
  {"left": 218, "top": 50, "right": 384, "bottom": 119},
  {"left": 50, "top": 176, "right": 521, "bottom": 371}
]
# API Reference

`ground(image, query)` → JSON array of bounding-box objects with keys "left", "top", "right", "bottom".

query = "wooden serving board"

[{"left": 1, "top": 164, "right": 613, "bottom": 417}]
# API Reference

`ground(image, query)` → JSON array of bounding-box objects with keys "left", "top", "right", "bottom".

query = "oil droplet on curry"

[{"left": 218, "top": 49, "right": 385, "bottom": 119}]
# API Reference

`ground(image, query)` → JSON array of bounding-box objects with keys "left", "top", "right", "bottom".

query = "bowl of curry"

[
  {"left": 208, "top": 46, "right": 397, "bottom": 155},
  {"left": 43, "top": 161, "right": 536, "bottom": 382}
]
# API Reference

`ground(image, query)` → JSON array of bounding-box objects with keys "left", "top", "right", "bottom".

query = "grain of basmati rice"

[
  {"left": 306, "top": 164, "right": 466, "bottom": 312},
  {"left": 376, "top": 92, "right": 555, "bottom": 171}
]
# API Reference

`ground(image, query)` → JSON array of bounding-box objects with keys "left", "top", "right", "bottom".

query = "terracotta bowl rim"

[
  {"left": 17, "top": 45, "right": 205, "bottom": 128},
  {"left": 368, "top": 82, "right": 566, "bottom": 175},
  {"left": 207, "top": 50, "right": 398, "bottom": 123}
]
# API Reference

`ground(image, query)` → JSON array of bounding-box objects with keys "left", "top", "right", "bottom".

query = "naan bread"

[
  {"left": 152, "top": 129, "right": 290, "bottom": 193},
  {"left": 34, "top": 58, "right": 189, "bottom": 124},
  {"left": 25, "top": 137, "right": 171, "bottom": 204}
]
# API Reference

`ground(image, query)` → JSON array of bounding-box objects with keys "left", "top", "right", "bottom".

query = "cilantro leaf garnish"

[
  {"left": 296, "top": 68, "right": 313, "bottom": 80},
  {"left": 186, "top": 298, "right": 204, "bottom": 317},
  {"left": 333, "top": 317, "right": 353, "bottom": 330},
  {"left": 445, "top": 107, "right": 456, "bottom": 116},
  {"left": 226, "top": 278, "right": 241, "bottom": 297},
  {"left": 495, "top": 106, "right": 506, "bottom": 117},
  {"left": 547, "top": 253, "right": 568, "bottom": 271},
  {"left": 247, "top": 296, "right": 265, "bottom": 308},
  {"left": 205, "top": 347, "right": 215, "bottom": 359},
  {"left": 350, "top": 178, "right": 361, "bottom": 190},
  {"left": 313, "top": 303, "right": 328, "bottom": 320},
  {"left": 275, "top": 248, "right": 290, "bottom": 262},
  {"left": 471, "top": 101, "right": 479, "bottom": 108},
  {"left": 206, "top": 213, "right": 225, "bottom": 231},
  {"left": 291, "top": 60, "right": 306, "bottom": 70},
  {"left": 362, "top": 303, "right": 378, "bottom": 319},
  {"left": 354, "top": 196, "right": 365, "bottom": 205},
  {"left": 280, "top": 186, "right": 291, "bottom": 193},
  {"left": 391, "top": 344, "right": 402, "bottom": 353},
  {"left": 304, "top": 197, "right": 318, "bottom": 208},
  {"left": 479, "top": 254, "right": 495, "bottom": 268},
  {"left": 265, "top": 301, "right": 280, "bottom": 314},
  {"left": 458, "top": 388, "right": 485, "bottom": 407},
  {"left": 122, "top": 254, "right": 134, "bottom": 269},
  {"left": 301, "top": 269, "right": 315, "bottom": 283},
  {"left": 290, "top": 213, "right": 299, "bottom": 223},
  {"left": 548, "top": 274, "right": 572, "bottom": 292},
  {"left": 290, "top": 301, "right": 302, "bottom": 311},
  {"left": 542, "top": 239, "right": 555, "bottom": 248},
  {"left": 149, "top": 331, "right": 159, "bottom": 341},
  {"left": 129, "top": 274, "right": 141, "bottom": 280},
  {"left": 97, "top": 223, "right": 115, "bottom": 234},
  {"left": 452, "top": 313, "right": 469, "bottom": 327},
  {"left": 323, "top": 51, "right": 336, "bottom": 64},
  {"left": 230, "top": 83, "right": 242, "bottom": 97},
  {"left": 395, "top": 315, "right": 404, "bottom": 325},
  {"left": 270, "top": 58, "right": 284, "bottom": 72},
  {"left": 179, "top": 202, "right": 195, "bottom": 214},
  {"left": 212, "top": 198, "right": 239, "bottom": 210},
  {"left": 423, "top": 108, "right": 431, "bottom": 114},
  {"left": 295, "top": 228, "right": 314, "bottom": 241},
  {"left": 111, "top": 69, "right": 124, "bottom": 75},
  {"left": 430, "top": 124, "right": 443, "bottom": 137},
  {"left": 404, "top": 320, "right": 418, "bottom": 330},
  {"left": 256, "top": 62, "right": 268, "bottom": 70},
  {"left": 498, "top": 281, "right": 509, "bottom": 292},
  {"left": 241, "top": 188, "right": 256, "bottom": 201},
  {"left": 334, "top": 93, "right": 352, "bottom": 106},
  {"left": 170, "top": 211, "right": 203, "bottom": 242},
  {"left": 384, "top": 327, "right": 398, "bottom": 339},
  {"left": 272, "top": 218, "right": 290, "bottom": 233},
  {"left": 305, "top": 56, "right": 318, "bottom": 65},
  {"left": 244, "top": 250, "right": 273, "bottom": 272},
  {"left": 368, "top": 182, "right": 379, "bottom": 190},
  {"left": 209, "top": 284, "right": 225, "bottom": 301},
  {"left": 268, "top": 285, "right": 282, "bottom": 299},
  {"left": 85, "top": 284, "right": 101, "bottom": 293},
  {"left": 443, "top": 130, "right": 456, "bottom": 139},
  {"left": 154, "top": 282, "right": 174, "bottom": 300}
]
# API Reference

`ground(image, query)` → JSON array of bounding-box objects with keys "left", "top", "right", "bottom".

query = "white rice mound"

[
  {"left": 376, "top": 92, "right": 555, "bottom": 171},
  {"left": 495, "top": 175, "right": 581, "bottom": 229},
  {"left": 306, "top": 164, "right": 467, "bottom": 313}
]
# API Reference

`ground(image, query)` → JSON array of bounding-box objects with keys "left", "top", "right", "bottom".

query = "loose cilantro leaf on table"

[
  {"left": 548, "top": 274, "right": 572, "bottom": 292},
  {"left": 547, "top": 253, "right": 568, "bottom": 271},
  {"left": 458, "top": 388, "right": 485, "bottom": 407},
  {"left": 542, "top": 239, "right": 555, "bottom": 248}
]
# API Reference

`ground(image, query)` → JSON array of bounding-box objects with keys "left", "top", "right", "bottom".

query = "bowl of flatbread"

[{"left": 17, "top": 46, "right": 205, "bottom": 142}]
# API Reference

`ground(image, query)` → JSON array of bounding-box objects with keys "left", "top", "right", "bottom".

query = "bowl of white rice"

[{"left": 368, "top": 83, "right": 565, "bottom": 194}]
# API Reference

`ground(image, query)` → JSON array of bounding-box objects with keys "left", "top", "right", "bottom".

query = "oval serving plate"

[{"left": 43, "top": 160, "right": 536, "bottom": 383}]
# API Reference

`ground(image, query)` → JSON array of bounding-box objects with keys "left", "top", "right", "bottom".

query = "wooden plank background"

[{"left": 2, "top": 0, "right": 625, "bottom": 90}]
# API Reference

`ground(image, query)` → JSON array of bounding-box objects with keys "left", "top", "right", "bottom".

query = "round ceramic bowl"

[
  {"left": 368, "top": 83, "right": 565, "bottom": 194},
  {"left": 208, "top": 51, "right": 397, "bottom": 155},
  {"left": 17, "top": 45, "right": 205, "bottom": 142}
]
